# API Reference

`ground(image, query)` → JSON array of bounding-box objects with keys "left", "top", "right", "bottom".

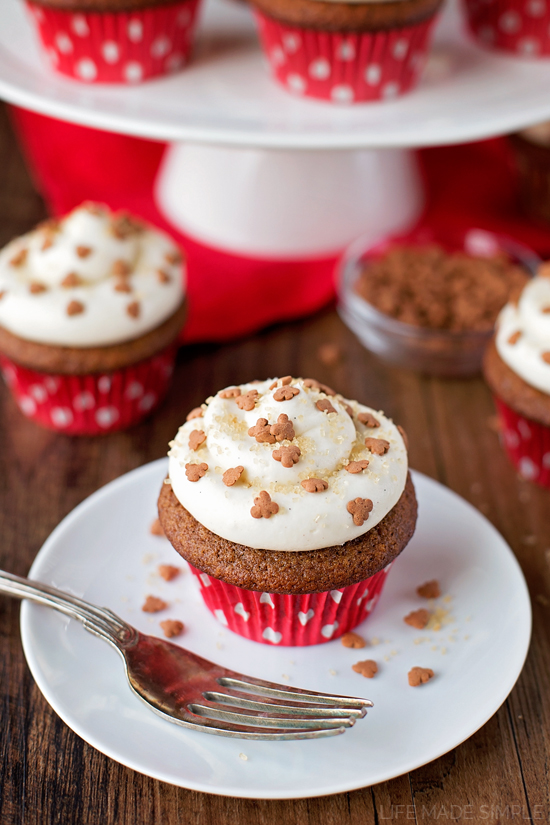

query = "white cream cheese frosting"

[
  {"left": 495, "top": 272, "right": 550, "bottom": 395},
  {"left": 0, "top": 203, "right": 185, "bottom": 348},
  {"left": 167, "top": 377, "right": 408, "bottom": 552}
]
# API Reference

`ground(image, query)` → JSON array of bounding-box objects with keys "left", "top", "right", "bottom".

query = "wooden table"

[{"left": 0, "top": 102, "right": 549, "bottom": 825}]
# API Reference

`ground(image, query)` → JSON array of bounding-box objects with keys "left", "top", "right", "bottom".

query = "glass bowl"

[{"left": 336, "top": 226, "right": 540, "bottom": 378}]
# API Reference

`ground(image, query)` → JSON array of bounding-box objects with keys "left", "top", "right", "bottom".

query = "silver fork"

[{"left": 0, "top": 570, "right": 373, "bottom": 741}]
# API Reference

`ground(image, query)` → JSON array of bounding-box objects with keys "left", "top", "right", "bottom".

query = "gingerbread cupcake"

[
  {"left": 0, "top": 202, "right": 186, "bottom": 434},
  {"left": 25, "top": 0, "right": 202, "bottom": 83},
  {"left": 158, "top": 376, "right": 417, "bottom": 646},
  {"left": 483, "top": 265, "right": 550, "bottom": 487},
  {"left": 248, "top": 0, "right": 444, "bottom": 103}
]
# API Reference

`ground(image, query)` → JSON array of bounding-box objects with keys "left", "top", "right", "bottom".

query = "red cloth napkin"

[{"left": 10, "top": 106, "right": 550, "bottom": 343}]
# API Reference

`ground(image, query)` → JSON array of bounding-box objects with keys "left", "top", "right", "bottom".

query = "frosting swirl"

[
  {"left": 495, "top": 271, "right": 550, "bottom": 395},
  {"left": 168, "top": 377, "right": 408, "bottom": 552},
  {"left": 0, "top": 203, "right": 185, "bottom": 348}
]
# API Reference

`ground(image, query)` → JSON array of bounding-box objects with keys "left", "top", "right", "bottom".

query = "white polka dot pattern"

[
  {"left": 25, "top": 0, "right": 201, "bottom": 84},
  {"left": 0, "top": 345, "right": 177, "bottom": 435},
  {"left": 464, "top": 0, "right": 550, "bottom": 55},
  {"left": 254, "top": 9, "right": 438, "bottom": 104},
  {"left": 188, "top": 562, "right": 393, "bottom": 645},
  {"left": 493, "top": 397, "right": 550, "bottom": 488}
]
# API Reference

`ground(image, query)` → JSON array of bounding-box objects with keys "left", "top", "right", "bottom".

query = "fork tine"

[
  {"left": 204, "top": 691, "right": 366, "bottom": 718},
  {"left": 187, "top": 703, "right": 356, "bottom": 730},
  {"left": 218, "top": 677, "right": 373, "bottom": 709}
]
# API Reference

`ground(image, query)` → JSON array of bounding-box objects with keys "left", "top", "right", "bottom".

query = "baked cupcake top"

[
  {"left": 167, "top": 377, "right": 408, "bottom": 552},
  {"left": 495, "top": 268, "right": 550, "bottom": 395},
  {"left": 0, "top": 203, "right": 185, "bottom": 348}
]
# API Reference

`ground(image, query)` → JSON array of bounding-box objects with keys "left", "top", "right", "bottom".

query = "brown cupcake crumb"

[
  {"left": 236, "top": 390, "right": 259, "bottom": 411},
  {"left": 358, "top": 412, "right": 380, "bottom": 427},
  {"left": 341, "top": 632, "right": 366, "bottom": 649},
  {"left": 142, "top": 595, "right": 167, "bottom": 613},
  {"left": 408, "top": 666, "right": 434, "bottom": 687},
  {"left": 270, "top": 414, "right": 295, "bottom": 441},
  {"left": 185, "top": 462, "right": 208, "bottom": 482},
  {"left": 249, "top": 418, "right": 276, "bottom": 444},
  {"left": 301, "top": 478, "right": 328, "bottom": 493},
  {"left": 251, "top": 491, "right": 279, "bottom": 519},
  {"left": 158, "top": 564, "right": 180, "bottom": 581},
  {"left": 417, "top": 580, "right": 441, "bottom": 599},
  {"left": 150, "top": 518, "right": 164, "bottom": 536},
  {"left": 160, "top": 619, "right": 184, "bottom": 638},
  {"left": 347, "top": 497, "right": 373, "bottom": 526},
  {"left": 223, "top": 466, "right": 244, "bottom": 487},
  {"left": 274, "top": 386, "right": 300, "bottom": 402},
  {"left": 29, "top": 282, "right": 47, "bottom": 294},
  {"left": 316, "top": 399, "right": 336, "bottom": 415},
  {"left": 127, "top": 301, "right": 140, "bottom": 318},
  {"left": 272, "top": 445, "right": 300, "bottom": 468},
  {"left": 317, "top": 343, "right": 342, "bottom": 366},
  {"left": 365, "top": 437, "right": 390, "bottom": 455},
  {"left": 186, "top": 407, "right": 203, "bottom": 421},
  {"left": 61, "top": 272, "right": 82, "bottom": 288},
  {"left": 345, "top": 460, "right": 369, "bottom": 474},
  {"left": 67, "top": 300, "right": 84, "bottom": 316},
  {"left": 189, "top": 430, "right": 206, "bottom": 451},
  {"left": 352, "top": 660, "right": 378, "bottom": 678},
  {"left": 404, "top": 608, "right": 430, "bottom": 629}
]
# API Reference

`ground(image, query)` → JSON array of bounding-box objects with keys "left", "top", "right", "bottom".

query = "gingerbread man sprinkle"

[
  {"left": 316, "top": 399, "right": 336, "bottom": 415},
  {"left": 189, "top": 430, "right": 206, "bottom": 451},
  {"left": 273, "top": 386, "right": 300, "bottom": 402},
  {"left": 270, "top": 414, "right": 295, "bottom": 442},
  {"left": 272, "top": 445, "right": 301, "bottom": 468},
  {"left": 236, "top": 390, "right": 259, "bottom": 411},
  {"left": 341, "top": 632, "right": 366, "bottom": 649},
  {"left": 251, "top": 491, "right": 279, "bottom": 519},
  {"left": 358, "top": 412, "right": 380, "bottom": 428},
  {"left": 404, "top": 609, "right": 430, "bottom": 629},
  {"left": 223, "top": 466, "right": 244, "bottom": 487},
  {"left": 345, "top": 460, "right": 369, "bottom": 474},
  {"left": 347, "top": 497, "right": 374, "bottom": 526},
  {"left": 185, "top": 462, "right": 208, "bottom": 482},
  {"left": 301, "top": 478, "right": 328, "bottom": 493},
  {"left": 248, "top": 418, "right": 276, "bottom": 443},
  {"left": 408, "top": 667, "right": 434, "bottom": 687},
  {"left": 364, "top": 437, "right": 390, "bottom": 455},
  {"left": 352, "top": 660, "right": 378, "bottom": 678}
]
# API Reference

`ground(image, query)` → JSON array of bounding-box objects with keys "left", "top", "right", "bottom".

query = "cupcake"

[
  {"left": 509, "top": 124, "right": 550, "bottom": 225},
  {"left": 25, "top": 0, "right": 202, "bottom": 83},
  {"left": 463, "top": 0, "right": 550, "bottom": 56},
  {"left": 158, "top": 376, "right": 417, "bottom": 646},
  {"left": 248, "top": 0, "right": 444, "bottom": 103},
  {"left": 0, "top": 202, "right": 186, "bottom": 434},
  {"left": 483, "top": 266, "right": 550, "bottom": 487}
]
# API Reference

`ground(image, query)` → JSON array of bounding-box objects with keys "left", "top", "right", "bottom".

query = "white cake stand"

[{"left": 2, "top": 0, "right": 550, "bottom": 257}]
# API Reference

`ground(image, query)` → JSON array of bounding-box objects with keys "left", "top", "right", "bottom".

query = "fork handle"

[{"left": 0, "top": 569, "right": 134, "bottom": 646}]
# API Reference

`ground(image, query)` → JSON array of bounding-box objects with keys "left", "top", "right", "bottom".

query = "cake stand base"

[{"left": 155, "top": 143, "right": 424, "bottom": 259}]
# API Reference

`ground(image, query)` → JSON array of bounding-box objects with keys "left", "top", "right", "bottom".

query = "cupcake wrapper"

[
  {"left": 494, "top": 396, "right": 550, "bottom": 487},
  {"left": 188, "top": 562, "right": 393, "bottom": 646},
  {"left": 253, "top": 10, "right": 438, "bottom": 103},
  {"left": 0, "top": 344, "right": 177, "bottom": 435},
  {"left": 25, "top": 0, "right": 201, "bottom": 83},
  {"left": 463, "top": 0, "right": 550, "bottom": 57}
]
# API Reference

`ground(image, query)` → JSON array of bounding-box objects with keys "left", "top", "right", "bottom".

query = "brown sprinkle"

[
  {"left": 404, "top": 608, "right": 430, "bottom": 629},
  {"left": 408, "top": 666, "right": 434, "bottom": 687},
  {"left": 111, "top": 212, "right": 143, "bottom": 239},
  {"left": 76, "top": 245, "right": 92, "bottom": 258},
  {"left": 272, "top": 445, "right": 301, "bottom": 468},
  {"left": 508, "top": 331, "right": 522, "bottom": 345},
  {"left": 274, "top": 386, "right": 300, "bottom": 402},
  {"left": 0, "top": 291, "right": 5, "bottom": 301},
  {"left": 417, "top": 580, "right": 441, "bottom": 599},
  {"left": 341, "top": 632, "right": 366, "bottom": 649},
  {"left": 236, "top": 390, "right": 259, "bottom": 411},
  {"left": 127, "top": 301, "right": 140, "bottom": 318},
  {"left": 150, "top": 518, "right": 164, "bottom": 536},
  {"left": 158, "top": 564, "right": 179, "bottom": 581},
  {"left": 112, "top": 258, "right": 131, "bottom": 277},
  {"left": 347, "top": 497, "right": 373, "bottom": 526},
  {"left": 41, "top": 236, "right": 54, "bottom": 252},
  {"left": 61, "top": 272, "right": 82, "bottom": 288},
  {"left": 316, "top": 399, "right": 336, "bottom": 415},
  {"left": 157, "top": 269, "right": 171, "bottom": 284},
  {"left": 114, "top": 277, "right": 132, "bottom": 293},
  {"left": 280, "top": 375, "right": 293, "bottom": 385},
  {"left": 352, "top": 660, "right": 378, "bottom": 678},
  {"left": 270, "top": 413, "right": 295, "bottom": 442},
  {"left": 142, "top": 595, "right": 167, "bottom": 613},
  {"left": 223, "top": 466, "right": 244, "bottom": 487},
  {"left": 219, "top": 387, "right": 241, "bottom": 399},
  {"left": 160, "top": 619, "right": 184, "bottom": 638},
  {"left": 542, "top": 352, "right": 550, "bottom": 365},
  {"left": 165, "top": 249, "right": 183, "bottom": 265},
  {"left": 251, "top": 490, "right": 279, "bottom": 519},
  {"left": 185, "top": 462, "right": 208, "bottom": 482},
  {"left": 9, "top": 248, "right": 27, "bottom": 267},
  {"left": 67, "top": 300, "right": 84, "bottom": 316},
  {"left": 248, "top": 418, "right": 276, "bottom": 444},
  {"left": 301, "top": 478, "right": 328, "bottom": 493},
  {"left": 344, "top": 404, "right": 353, "bottom": 417},
  {"left": 542, "top": 306, "right": 550, "bottom": 314},
  {"left": 189, "top": 430, "right": 206, "bottom": 451},
  {"left": 186, "top": 407, "right": 203, "bottom": 421},
  {"left": 303, "top": 378, "right": 337, "bottom": 396},
  {"left": 365, "top": 437, "right": 390, "bottom": 455},
  {"left": 345, "top": 460, "right": 369, "bottom": 474},
  {"left": 358, "top": 412, "right": 380, "bottom": 428},
  {"left": 29, "top": 282, "right": 47, "bottom": 294}
]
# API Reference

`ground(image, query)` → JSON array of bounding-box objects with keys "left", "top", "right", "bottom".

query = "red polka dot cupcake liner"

[
  {"left": 494, "top": 396, "right": 550, "bottom": 487},
  {"left": 253, "top": 11, "right": 438, "bottom": 103},
  {"left": 25, "top": 0, "right": 201, "bottom": 83},
  {"left": 188, "top": 562, "right": 393, "bottom": 646},
  {"left": 0, "top": 344, "right": 177, "bottom": 435},
  {"left": 463, "top": 0, "right": 550, "bottom": 57}
]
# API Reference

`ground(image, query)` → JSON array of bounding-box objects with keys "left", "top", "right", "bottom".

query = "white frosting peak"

[
  {"left": 495, "top": 272, "right": 550, "bottom": 395},
  {"left": 168, "top": 378, "right": 408, "bottom": 552},
  {"left": 0, "top": 203, "right": 185, "bottom": 347}
]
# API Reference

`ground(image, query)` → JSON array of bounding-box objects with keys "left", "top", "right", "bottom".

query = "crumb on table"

[
  {"left": 158, "top": 564, "right": 180, "bottom": 581},
  {"left": 150, "top": 518, "right": 164, "bottom": 537}
]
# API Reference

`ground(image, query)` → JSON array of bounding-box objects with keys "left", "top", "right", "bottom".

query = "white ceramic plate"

[
  {"left": 20, "top": 460, "right": 531, "bottom": 799},
  {"left": 3, "top": 0, "right": 550, "bottom": 148}
]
